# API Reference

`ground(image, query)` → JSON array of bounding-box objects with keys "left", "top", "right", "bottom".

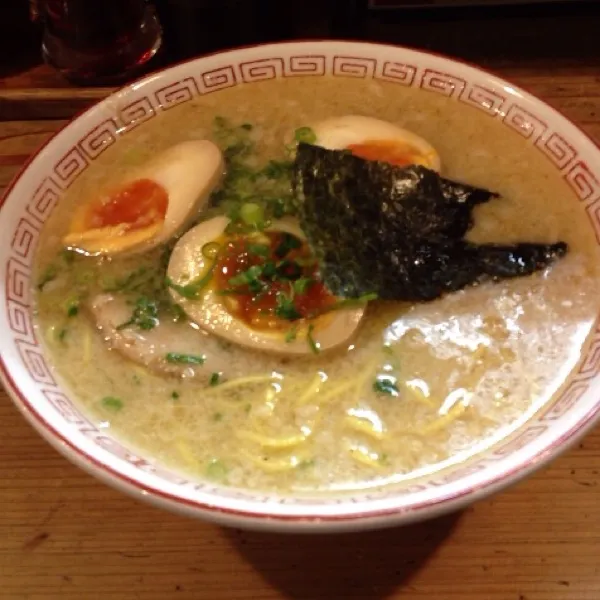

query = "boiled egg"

[
  {"left": 305, "top": 115, "right": 440, "bottom": 171},
  {"left": 167, "top": 216, "right": 366, "bottom": 355},
  {"left": 63, "top": 140, "right": 225, "bottom": 255}
]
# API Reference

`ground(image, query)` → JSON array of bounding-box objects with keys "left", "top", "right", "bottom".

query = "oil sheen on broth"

[{"left": 34, "top": 77, "right": 600, "bottom": 494}]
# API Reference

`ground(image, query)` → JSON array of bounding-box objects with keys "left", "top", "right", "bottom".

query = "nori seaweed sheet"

[{"left": 292, "top": 143, "right": 567, "bottom": 301}]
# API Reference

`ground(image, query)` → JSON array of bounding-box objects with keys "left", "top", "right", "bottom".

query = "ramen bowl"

[{"left": 1, "top": 41, "right": 600, "bottom": 533}]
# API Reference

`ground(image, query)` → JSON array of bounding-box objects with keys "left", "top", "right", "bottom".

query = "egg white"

[
  {"left": 308, "top": 115, "right": 441, "bottom": 171},
  {"left": 167, "top": 217, "right": 366, "bottom": 355},
  {"left": 63, "top": 140, "right": 225, "bottom": 255}
]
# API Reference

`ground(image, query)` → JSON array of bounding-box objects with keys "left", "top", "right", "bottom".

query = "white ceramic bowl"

[{"left": 2, "top": 41, "right": 600, "bottom": 532}]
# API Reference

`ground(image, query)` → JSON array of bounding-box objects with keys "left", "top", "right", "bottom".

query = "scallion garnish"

[
  {"left": 275, "top": 292, "right": 301, "bottom": 321},
  {"left": 247, "top": 243, "right": 270, "bottom": 257},
  {"left": 210, "top": 372, "right": 221, "bottom": 386},
  {"left": 293, "top": 277, "right": 313, "bottom": 295},
  {"left": 165, "top": 352, "right": 206, "bottom": 365},
  {"left": 275, "top": 233, "right": 302, "bottom": 258},
  {"left": 116, "top": 295, "right": 159, "bottom": 331},
  {"left": 101, "top": 396, "right": 124, "bottom": 411},
  {"left": 307, "top": 324, "right": 320, "bottom": 354},
  {"left": 294, "top": 126, "right": 317, "bottom": 144},
  {"left": 240, "top": 202, "right": 265, "bottom": 227},
  {"left": 373, "top": 376, "right": 399, "bottom": 397},
  {"left": 285, "top": 326, "right": 298, "bottom": 343}
]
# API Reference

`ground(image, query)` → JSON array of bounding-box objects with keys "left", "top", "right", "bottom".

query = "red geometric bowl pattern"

[{"left": 2, "top": 42, "right": 600, "bottom": 529}]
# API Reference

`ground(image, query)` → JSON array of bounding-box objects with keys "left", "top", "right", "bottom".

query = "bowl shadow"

[{"left": 225, "top": 511, "right": 461, "bottom": 599}]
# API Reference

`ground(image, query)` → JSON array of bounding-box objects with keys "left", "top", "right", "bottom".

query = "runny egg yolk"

[
  {"left": 213, "top": 232, "right": 337, "bottom": 332},
  {"left": 347, "top": 140, "right": 425, "bottom": 168},
  {"left": 74, "top": 179, "right": 168, "bottom": 233}
]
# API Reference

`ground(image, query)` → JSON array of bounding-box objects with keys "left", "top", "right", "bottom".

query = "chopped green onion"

[
  {"left": 275, "top": 233, "right": 302, "bottom": 258},
  {"left": 66, "top": 299, "right": 80, "bottom": 318},
  {"left": 57, "top": 328, "right": 68, "bottom": 342},
  {"left": 275, "top": 293, "right": 301, "bottom": 321},
  {"left": 165, "top": 352, "right": 205, "bottom": 365},
  {"left": 101, "top": 396, "right": 124, "bottom": 411},
  {"left": 309, "top": 292, "right": 378, "bottom": 318},
  {"left": 210, "top": 372, "right": 221, "bottom": 386},
  {"left": 261, "top": 159, "right": 292, "bottom": 180},
  {"left": 247, "top": 243, "right": 270, "bottom": 257},
  {"left": 61, "top": 249, "right": 76, "bottom": 265},
  {"left": 37, "top": 265, "right": 58, "bottom": 291},
  {"left": 293, "top": 277, "right": 313, "bottom": 295},
  {"left": 285, "top": 326, "right": 298, "bottom": 343},
  {"left": 373, "top": 376, "right": 399, "bottom": 397},
  {"left": 261, "top": 261, "right": 277, "bottom": 279},
  {"left": 228, "top": 265, "right": 264, "bottom": 288},
  {"left": 171, "top": 391, "right": 180, "bottom": 400},
  {"left": 116, "top": 296, "right": 159, "bottom": 331},
  {"left": 307, "top": 324, "right": 320, "bottom": 354},
  {"left": 295, "top": 126, "right": 317, "bottom": 144},
  {"left": 202, "top": 241, "right": 221, "bottom": 260},
  {"left": 206, "top": 458, "right": 228, "bottom": 481},
  {"left": 276, "top": 260, "right": 302, "bottom": 281},
  {"left": 240, "top": 202, "right": 265, "bottom": 227},
  {"left": 166, "top": 266, "right": 215, "bottom": 300}
]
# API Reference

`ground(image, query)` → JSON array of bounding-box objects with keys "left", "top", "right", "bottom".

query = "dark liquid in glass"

[{"left": 41, "top": 0, "right": 162, "bottom": 85}]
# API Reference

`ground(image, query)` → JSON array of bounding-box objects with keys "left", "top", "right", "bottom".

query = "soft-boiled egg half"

[
  {"left": 167, "top": 216, "right": 366, "bottom": 355},
  {"left": 63, "top": 140, "right": 225, "bottom": 255},
  {"left": 302, "top": 115, "right": 440, "bottom": 171}
]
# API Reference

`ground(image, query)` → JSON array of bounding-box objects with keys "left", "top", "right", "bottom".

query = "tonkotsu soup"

[{"left": 34, "top": 77, "right": 600, "bottom": 494}]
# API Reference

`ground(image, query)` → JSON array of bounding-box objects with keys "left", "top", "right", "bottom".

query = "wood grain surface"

[{"left": 2, "top": 30, "right": 600, "bottom": 600}]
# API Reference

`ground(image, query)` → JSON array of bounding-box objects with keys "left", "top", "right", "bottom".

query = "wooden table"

[{"left": 2, "top": 8, "right": 600, "bottom": 598}]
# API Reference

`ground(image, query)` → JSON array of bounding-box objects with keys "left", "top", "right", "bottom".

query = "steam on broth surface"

[{"left": 34, "top": 77, "right": 600, "bottom": 493}]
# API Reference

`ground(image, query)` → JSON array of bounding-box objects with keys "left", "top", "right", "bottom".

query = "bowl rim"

[{"left": 2, "top": 39, "right": 600, "bottom": 531}]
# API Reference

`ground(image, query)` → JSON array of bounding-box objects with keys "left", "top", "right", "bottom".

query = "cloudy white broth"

[{"left": 34, "top": 77, "right": 600, "bottom": 493}]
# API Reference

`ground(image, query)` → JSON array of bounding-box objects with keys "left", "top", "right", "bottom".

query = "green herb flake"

[
  {"left": 61, "top": 249, "right": 76, "bottom": 265},
  {"left": 166, "top": 266, "right": 214, "bottom": 300},
  {"left": 209, "top": 372, "right": 221, "bottom": 386},
  {"left": 373, "top": 376, "right": 399, "bottom": 397},
  {"left": 285, "top": 326, "right": 298, "bottom": 343},
  {"left": 247, "top": 243, "right": 270, "bottom": 257},
  {"left": 37, "top": 265, "right": 58, "bottom": 291},
  {"left": 116, "top": 296, "right": 159, "bottom": 331},
  {"left": 101, "top": 396, "right": 124, "bottom": 412},
  {"left": 275, "top": 293, "right": 301, "bottom": 321},
  {"left": 228, "top": 265, "right": 264, "bottom": 288},
  {"left": 261, "top": 159, "right": 292, "bottom": 180},
  {"left": 294, "top": 126, "right": 317, "bottom": 145},
  {"left": 166, "top": 352, "right": 206, "bottom": 365},
  {"left": 274, "top": 232, "right": 302, "bottom": 259},
  {"left": 298, "top": 459, "right": 316, "bottom": 470},
  {"left": 57, "top": 327, "right": 68, "bottom": 342},
  {"left": 239, "top": 202, "right": 265, "bottom": 227},
  {"left": 171, "top": 391, "right": 180, "bottom": 400},
  {"left": 307, "top": 324, "right": 320, "bottom": 354},
  {"left": 205, "top": 458, "right": 228, "bottom": 481},
  {"left": 293, "top": 277, "right": 313, "bottom": 295},
  {"left": 66, "top": 300, "right": 80, "bottom": 318},
  {"left": 212, "top": 412, "right": 223, "bottom": 422}
]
